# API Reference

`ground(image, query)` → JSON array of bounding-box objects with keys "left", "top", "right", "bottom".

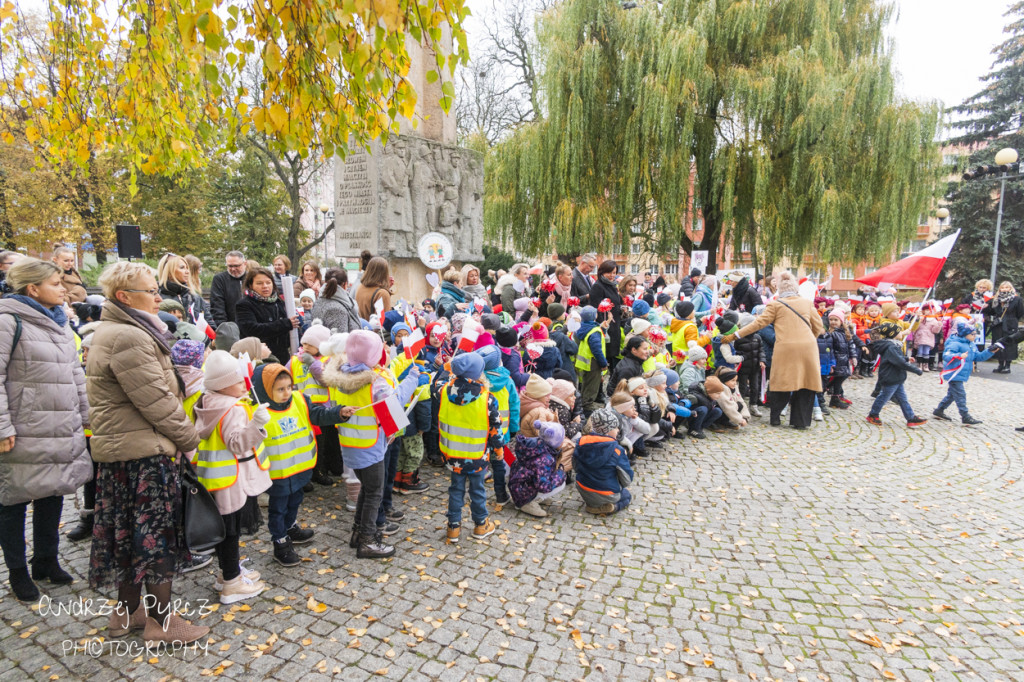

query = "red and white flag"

[
  {"left": 195, "top": 312, "right": 217, "bottom": 341},
  {"left": 855, "top": 230, "right": 961, "bottom": 288},
  {"left": 458, "top": 321, "right": 481, "bottom": 352},
  {"left": 404, "top": 328, "right": 426, "bottom": 359},
  {"left": 373, "top": 394, "right": 410, "bottom": 438},
  {"left": 237, "top": 353, "right": 256, "bottom": 399}
]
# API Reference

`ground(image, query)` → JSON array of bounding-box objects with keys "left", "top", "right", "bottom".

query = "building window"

[
  {"left": 616, "top": 264, "right": 626, "bottom": 275},
  {"left": 864, "top": 266, "right": 878, "bottom": 275},
  {"left": 630, "top": 242, "right": 642, "bottom": 254},
  {"left": 630, "top": 264, "right": 640, "bottom": 275},
  {"left": 664, "top": 263, "right": 678, "bottom": 275},
  {"left": 840, "top": 267, "right": 855, "bottom": 280},
  {"left": 740, "top": 240, "right": 751, "bottom": 253},
  {"left": 694, "top": 217, "right": 703, "bottom": 232}
]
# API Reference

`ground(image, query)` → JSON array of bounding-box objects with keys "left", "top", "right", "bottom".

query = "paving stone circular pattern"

[{"left": 1, "top": 370, "right": 1023, "bottom": 681}]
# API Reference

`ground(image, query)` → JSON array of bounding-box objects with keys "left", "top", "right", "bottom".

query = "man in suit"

[{"left": 571, "top": 253, "right": 597, "bottom": 306}]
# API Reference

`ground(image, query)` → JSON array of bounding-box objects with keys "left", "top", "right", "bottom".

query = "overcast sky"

[{"left": 888, "top": 0, "right": 1013, "bottom": 109}]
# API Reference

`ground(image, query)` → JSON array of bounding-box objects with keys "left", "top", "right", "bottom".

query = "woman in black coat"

[
  {"left": 608, "top": 336, "right": 649, "bottom": 390},
  {"left": 589, "top": 260, "right": 624, "bottom": 370},
  {"left": 235, "top": 267, "right": 299, "bottom": 363},
  {"left": 986, "top": 281, "right": 1024, "bottom": 373},
  {"left": 727, "top": 275, "right": 763, "bottom": 314}
]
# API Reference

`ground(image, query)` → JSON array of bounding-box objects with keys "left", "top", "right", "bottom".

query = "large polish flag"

[
  {"left": 373, "top": 394, "right": 411, "bottom": 438},
  {"left": 855, "top": 230, "right": 960, "bottom": 288}
]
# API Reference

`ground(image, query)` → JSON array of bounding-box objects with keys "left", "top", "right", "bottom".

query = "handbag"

[{"left": 180, "top": 458, "right": 225, "bottom": 553}]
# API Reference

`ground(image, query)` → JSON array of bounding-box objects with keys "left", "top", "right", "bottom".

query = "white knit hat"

[
  {"left": 204, "top": 350, "right": 244, "bottom": 392},
  {"left": 630, "top": 318, "right": 652, "bottom": 335}
]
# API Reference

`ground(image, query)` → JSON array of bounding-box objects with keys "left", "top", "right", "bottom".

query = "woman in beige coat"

[
  {"left": 723, "top": 272, "right": 823, "bottom": 428},
  {"left": 86, "top": 261, "right": 207, "bottom": 645}
]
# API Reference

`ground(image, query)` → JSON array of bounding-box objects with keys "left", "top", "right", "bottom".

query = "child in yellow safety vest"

[
  {"left": 290, "top": 324, "right": 338, "bottom": 487},
  {"left": 440, "top": 352, "right": 503, "bottom": 544},
  {"left": 190, "top": 350, "right": 273, "bottom": 604},
  {"left": 250, "top": 362, "right": 357, "bottom": 567},
  {"left": 389, "top": 322, "right": 432, "bottom": 495}
]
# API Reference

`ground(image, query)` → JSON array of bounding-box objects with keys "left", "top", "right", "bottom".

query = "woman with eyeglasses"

[
  {"left": 157, "top": 254, "right": 209, "bottom": 325},
  {"left": 85, "top": 261, "right": 207, "bottom": 644},
  {"left": 235, "top": 267, "right": 300, "bottom": 363},
  {"left": 0, "top": 258, "right": 92, "bottom": 603}
]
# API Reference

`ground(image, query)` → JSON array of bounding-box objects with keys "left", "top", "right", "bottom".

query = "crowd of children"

[{"left": 55, "top": 260, "right": 1014, "bottom": 612}]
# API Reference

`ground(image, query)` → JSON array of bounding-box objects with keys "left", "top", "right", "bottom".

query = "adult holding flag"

[
  {"left": 984, "top": 282, "right": 1024, "bottom": 374},
  {"left": 322, "top": 330, "right": 420, "bottom": 560}
]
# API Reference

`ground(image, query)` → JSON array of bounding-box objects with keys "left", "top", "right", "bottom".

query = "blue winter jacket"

[
  {"left": 692, "top": 284, "right": 714, "bottom": 322},
  {"left": 500, "top": 346, "right": 530, "bottom": 389},
  {"left": 573, "top": 434, "right": 633, "bottom": 496},
  {"left": 575, "top": 320, "right": 608, "bottom": 368},
  {"left": 941, "top": 335, "right": 993, "bottom": 382},
  {"left": 485, "top": 365, "right": 520, "bottom": 442}
]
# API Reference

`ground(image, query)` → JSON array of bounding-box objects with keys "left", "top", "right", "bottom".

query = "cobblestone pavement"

[{"left": 2, "top": 370, "right": 1024, "bottom": 682}]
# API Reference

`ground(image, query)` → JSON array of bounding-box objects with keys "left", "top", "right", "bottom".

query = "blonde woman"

[
  {"left": 0, "top": 258, "right": 91, "bottom": 602},
  {"left": 87, "top": 261, "right": 207, "bottom": 644},
  {"left": 184, "top": 255, "right": 204, "bottom": 295},
  {"left": 271, "top": 254, "right": 291, "bottom": 295},
  {"left": 156, "top": 253, "right": 207, "bottom": 324},
  {"left": 987, "top": 281, "right": 1024, "bottom": 373}
]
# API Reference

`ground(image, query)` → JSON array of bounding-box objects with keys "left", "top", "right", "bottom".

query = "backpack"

[{"left": 1, "top": 312, "right": 21, "bottom": 356}]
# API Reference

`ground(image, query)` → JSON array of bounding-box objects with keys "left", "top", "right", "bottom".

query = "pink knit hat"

[
  {"left": 301, "top": 323, "right": 331, "bottom": 349},
  {"left": 550, "top": 379, "right": 575, "bottom": 406},
  {"left": 345, "top": 330, "right": 384, "bottom": 368}
]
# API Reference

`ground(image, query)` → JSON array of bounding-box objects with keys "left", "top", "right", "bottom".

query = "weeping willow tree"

[{"left": 485, "top": 0, "right": 943, "bottom": 270}]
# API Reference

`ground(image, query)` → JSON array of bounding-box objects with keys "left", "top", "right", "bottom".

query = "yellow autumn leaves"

[{"left": 0, "top": 0, "right": 469, "bottom": 188}]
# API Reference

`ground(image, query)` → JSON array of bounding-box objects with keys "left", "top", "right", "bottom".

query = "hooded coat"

[
  {"left": 311, "top": 286, "right": 362, "bottom": 333},
  {"left": 940, "top": 334, "right": 993, "bottom": 382},
  {"left": 437, "top": 281, "right": 468, "bottom": 320},
  {"left": 548, "top": 328, "right": 579, "bottom": 383},
  {"left": 460, "top": 264, "right": 488, "bottom": 301},
  {"left": 0, "top": 298, "right": 91, "bottom": 505},
  {"left": 496, "top": 269, "right": 527, "bottom": 314},
  {"left": 508, "top": 434, "right": 566, "bottom": 508},
  {"left": 521, "top": 339, "right": 562, "bottom": 379},
  {"left": 728, "top": 277, "right": 763, "bottom": 313}
]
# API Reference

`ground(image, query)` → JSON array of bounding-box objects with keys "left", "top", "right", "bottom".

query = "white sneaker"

[
  {"left": 219, "top": 573, "right": 266, "bottom": 605},
  {"left": 781, "top": 406, "right": 790, "bottom": 417},
  {"left": 750, "top": 406, "right": 763, "bottom": 418},
  {"left": 812, "top": 407, "right": 823, "bottom": 421},
  {"left": 518, "top": 500, "right": 547, "bottom": 518},
  {"left": 214, "top": 559, "right": 260, "bottom": 590}
]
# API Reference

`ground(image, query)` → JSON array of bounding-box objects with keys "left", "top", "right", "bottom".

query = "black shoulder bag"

[{"left": 180, "top": 457, "right": 226, "bottom": 553}]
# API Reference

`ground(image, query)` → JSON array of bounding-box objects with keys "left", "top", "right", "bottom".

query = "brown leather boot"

[
  {"left": 143, "top": 614, "right": 210, "bottom": 646},
  {"left": 108, "top": 603, "right": 147, "bottom": 638}
]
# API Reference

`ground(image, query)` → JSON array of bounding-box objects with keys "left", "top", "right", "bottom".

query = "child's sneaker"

[
  {"left": 750, "top": 406, "right": 763, "bottom": 418},
  {"left": 378, "top": 521, "right": 401, "bottom": 536},
  {"left": 273, "top": 537, "right": 301, "bottom": 567},
  {"left": 472, "top": 519, "right": 498, "bottom": 540},
  {"left": 688, "top": 430, "right": 706, "bottom": 439},
  {"left": 518, "top": 500, "right": 547, "bottom": 518},
  {"left": 812, "top": 407, "right": 823, "bottom": 421},
  {"left": 213, "top": 560, "right": 260, "bottom": 590},
  {"left": 445, "top": 525, "right": 460, "bottom": 544},
  {"left": 219, "top": 574, "right": 266, "bottom": 605},
  {"left": 932, "top": 408, "right": 952, "bottom": 421},
  {"left": 287, "top": 524, "right": 315, "bottom": 545},
  {"left": 385, "top": 508, "right": 405, "bottom": 522},
  {"left": 357, "top": 532, "right": 395, "bottom": 559},
  {"left": 906, "top": 416, "right": 928, "bottom": 428},
  {"left": 585, "top": 503, "right": 616, "bottom": 515},
  {"left": 962, "top": 415, "right": 982, "bottom": 426},
  {"left": 866, "top": 415, "right": 883, "bottom": 425}
]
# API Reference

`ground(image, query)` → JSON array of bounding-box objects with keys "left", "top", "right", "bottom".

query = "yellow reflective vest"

[
  {"left": 263, "top": 392, "right": 318, "bottom": 479},
  {"left": 183, "top": 391, "right": 202, "bottom": 422},
  {"left": 290, "top": 355, "right": 331, "bottom": 405},
  {"left": 331, "top": 368, "right": 396, "bottom": 449},
  {"left": 438, "top": 387, "right": 490, "bottom": 460},
  {"left": 575, "top": 327, "right": 606, "bottom": 372},
  {"left": 190, "top": 399, "right": 269, "bottom": 492},
  {"left": 492, "top": 384, "right": 511, "bottom": 439}
]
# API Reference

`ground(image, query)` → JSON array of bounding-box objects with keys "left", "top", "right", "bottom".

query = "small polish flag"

[
  {"left": 373, "top": 394, "right": 410, "bottom": 439},
  {"left": 237, "top": 353, "right": 255, "bottom": 395},
  {"left": 404, "top": 328, "right": 426, "bottom": 359},
  {"left": 374, "top": 297, "right": 385, "bottom": 328},
  {"left": 458, "top": 321, "right": 481, "bottom": 352},
  {"left": 195, "top": 313, "right": 217, "bottom": 341},
  {"left": 943, "top": 298, "right": 954, "bottom": 308},
  {"left": 983, "top": 291, "right": 994, "bottom": 302}
]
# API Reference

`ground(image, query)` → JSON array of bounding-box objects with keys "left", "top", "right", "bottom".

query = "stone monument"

[{"left": 334, "top": 30, "right": 484, "bottom": 302}]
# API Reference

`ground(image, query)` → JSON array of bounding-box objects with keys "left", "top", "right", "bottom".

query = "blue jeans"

[
  {"left": 376, "top": 439, "right": 401, "bottom": 526},
  {"left": 869, "top": 383, "right": 916, "bottom": 420},
  {"left": 916, "top": 344, "right": 932, "bottom": 358},
  {"left": 268, "top": 490, "right": 304, "bottom": 542},
  {"left": 446, "top": 470, "right": 489, "bottom": 527},
  {"left": 615, "top": 488, "right": 632, "bottom": 512},
  {"left": 690, "top": 405, "right": 723, "bottom": 432},
  {"left": 937, "top": 381, "right": 969, "bottom": 418}
]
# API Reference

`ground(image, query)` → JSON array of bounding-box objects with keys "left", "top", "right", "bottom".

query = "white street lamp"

[{"left": 990, "top": 147, "right": 1018, "bottom": 282}]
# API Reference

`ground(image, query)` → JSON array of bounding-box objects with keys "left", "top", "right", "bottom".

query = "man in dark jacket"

[
  {"left": 571, "top": 253, "right": 596, "bottom": 306},
  {"left": 726, "top": 273, "right": 763, "bottom": 313},
  {"left": 210, "top": 251, "right": 247, "bottom": 327},
  {"left": 866, "top": 322, "right": 926, "bottom": 427},
  {"left": 680, "top": 268, "right": 701, "bottom": 298}
]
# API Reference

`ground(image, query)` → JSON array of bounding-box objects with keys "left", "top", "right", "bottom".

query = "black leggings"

[
  {"left": 0, "top": 496, "right": 64, "bottom": 570},
  {"left": 215, "top": 534, "right": 240, "bottom": 581}
]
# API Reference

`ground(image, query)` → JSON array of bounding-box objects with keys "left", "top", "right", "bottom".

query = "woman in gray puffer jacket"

[
  {"left": 0, "top": 258, "right": 91, "bottom": 602},
  {"left": 311, "top": 268, "right": 362, "bottom": 333}
]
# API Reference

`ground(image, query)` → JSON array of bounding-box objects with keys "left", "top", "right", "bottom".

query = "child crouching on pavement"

[
  {"left": 190, "top": 350, "right": 272, "bottom": 604},
  {"left": 574, "top": 409, "right": 634, "bottom": 515},
  {"left": 440, "top": 352, "right": 502, "bottom": 544},
  {"left": 323, "top": 330, "right": 421, "bottom": 559},
  {"left": 609, "top": 390, "right": 651, "bottom": 458},
  {"left": 866, "top": 322, "right": 927, "bottom": 427},
  {"left": 685, "top": 376, "right": 725, "bottom": 439},
  {"left": 932, "top": 321, "right": 996, "bottom": 426},
  {"left": 250, "top": 362, "right": 356, "bottom": 567},
  {"left": 509, "top": 421, "right": 567, "bottom": 518},
  {"left": 714, "top": 368, "right": 750, "bottom": 428}
]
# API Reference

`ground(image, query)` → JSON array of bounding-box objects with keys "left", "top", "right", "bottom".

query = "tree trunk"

[{"left": 0, "top": 165, "right": 14, "bottom": 250}]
